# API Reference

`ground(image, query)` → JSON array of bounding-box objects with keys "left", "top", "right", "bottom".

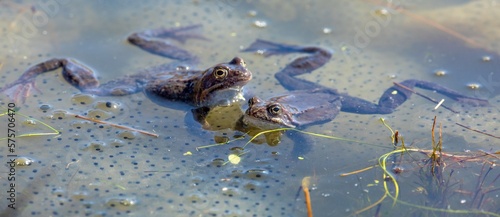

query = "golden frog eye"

[
  {"left": 213, "top": 67, "right": 228, "bottom": 80},
  {"left": 268, "top": 105, "right": 281, "bottom": 115}
]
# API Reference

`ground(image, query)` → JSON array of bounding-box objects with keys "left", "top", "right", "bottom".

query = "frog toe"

[{"left": 1, "top": 81, "right": 38, "bottom": 103}]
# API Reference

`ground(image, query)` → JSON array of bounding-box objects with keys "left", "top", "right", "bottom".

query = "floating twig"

[
  {"left": 393, "top": 82, "right": 458, "bottom": 113},
  {"left": 434, "top": 99, "right": 445, "bottom": 110},
  {"left": 455, "top": 123, "right": 500, "bottom": 140},
  {"left": 301, "top": 176, "right": 314, "bottom": 217},
  {"left": 73, "top": 114, "right": 159, "bottom": 137}
]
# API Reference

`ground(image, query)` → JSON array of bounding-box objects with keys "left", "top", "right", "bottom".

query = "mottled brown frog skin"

[
  {"left": 243, "top": 90, "right": 341, "bottom": 129},
  {"left": 143, "top": 57, "right": 250, "bottom": 106},
  {"left": 0, "top": 25, "right": 252, "bottom": 107},
  {"left": 242, "top": 39, "right": 490, "bottom": 128}
]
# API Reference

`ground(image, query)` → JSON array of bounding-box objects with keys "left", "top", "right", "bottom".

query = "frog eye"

[
  {"left": 268, "top": 105, "right": 281, "bottom": 115},
  {"left": 213, "top": 67, "right": 228, "bottom": 80}
]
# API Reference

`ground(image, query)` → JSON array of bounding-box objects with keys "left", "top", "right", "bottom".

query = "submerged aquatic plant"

[
  {"left": 344, "top": 117, "right": 500, "bottom": 216},
  {"left": 193, "top": 115, "right": 499, "bottom": 216}
]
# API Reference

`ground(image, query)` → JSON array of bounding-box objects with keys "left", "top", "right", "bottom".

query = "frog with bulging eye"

[
  {"left": 237, "top": 40, "right": 490, "bottom": 155},
  {"left": 0, "top": 25, "right": 252, "bottom": 108}
]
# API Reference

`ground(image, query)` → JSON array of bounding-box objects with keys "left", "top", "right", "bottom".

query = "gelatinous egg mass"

[{"left": 0, "top": 1, "right": 498, "bottom": 217}]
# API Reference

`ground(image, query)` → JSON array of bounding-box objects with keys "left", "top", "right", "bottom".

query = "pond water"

[{"left": 0, "top": 1, "right": 499, "bottom": 216}]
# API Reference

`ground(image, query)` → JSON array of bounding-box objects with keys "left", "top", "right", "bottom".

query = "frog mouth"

[
  {"left": 196, "top": 70, "right": 250, "bottom": 106},
  {"left": 242, "top": 114, "right": 294, "bottom": 129},
  {"left": 211, "top": 86, "right": 245, "bottom": 100},
  {"left": 201, "top": 86, "right": 245, "bottom": 106}
]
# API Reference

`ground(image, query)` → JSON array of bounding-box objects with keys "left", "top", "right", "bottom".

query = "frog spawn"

[
  {"left": 3, "top": 60, "right": 498, "bottom": 217},
  {"left": 2, "top": 1, "right": 500, "bottom": 217},
  {"left": 0, "top": 87, "right": 301, "bottom": 217},
  {"left": 5, "top": 2, "right": 366, "bottom": 217}
]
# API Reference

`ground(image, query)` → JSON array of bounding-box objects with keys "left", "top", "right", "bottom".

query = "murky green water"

[{"left": 1, "top": 1, "right": 499, "bottom": 216}]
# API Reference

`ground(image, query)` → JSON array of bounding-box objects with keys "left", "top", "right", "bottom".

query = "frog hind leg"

[
  {"left": 128, "top": 24, "right": 207, "bottom": 62},
  {"left": 336, "top": 94, "right": 394, "bottom": 114},
  {"left": 378, "top": 79, "right": 490, "bottom": 110},
  {"left": 243, "top": 39, "right": 333, "bottom": 91},
  {"left": 338, "top": 79, "right": 490, "bottom": 114},
  {"left": 0, "top": 58, "right": 147, "bottom": 103},
  {"left": 0, "top": 58, "right": 100, "bottom": 103}
]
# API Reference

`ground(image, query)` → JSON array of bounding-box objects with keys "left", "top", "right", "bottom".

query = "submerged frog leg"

[
  {"left": 0, "top": 58, "right": 98, "bottom": 102},
  {"left": 128, "top": 24, "right": 207, "bottom": 62},
  {"left": 0, "top": 58, "right": 148, "bottom": 102},
  {"left": 336, "top": 93, "right": 395, "bottom": 114},
  {"left": 323, "top": 79, "right": 489, "bottom": 114},
  {"left": 378, "top": 79, "right": 491, "bottom": 109},
  {"left": 243, "top": 39, "right": 333, "bottom": 91}
]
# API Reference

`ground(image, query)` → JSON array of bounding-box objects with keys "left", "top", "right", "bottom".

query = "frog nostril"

[{"left": 235, "top": 71, "right": 245, "bottom": 76}]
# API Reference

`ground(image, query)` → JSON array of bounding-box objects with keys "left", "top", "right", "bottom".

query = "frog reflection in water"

[
  {"left": 0, "top": 25, "right": 252, "bottom": 107},
  {"left": 237, "top": 40, "right": 489, "bottom": 154}
]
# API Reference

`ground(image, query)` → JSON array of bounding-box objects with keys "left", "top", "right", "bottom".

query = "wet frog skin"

[
  {"left": 242, "top": 39, "right": 490, "bottom": 128},
  {"left": 0, "top": 25, "right": 252, "bottom": 107},
  {"left": 244, "top": 89, "right": 342, "bottom": 129}
]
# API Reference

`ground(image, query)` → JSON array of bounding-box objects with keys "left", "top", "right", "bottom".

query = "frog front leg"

[
  {"left": 0, "top": 58, "right": 146, "bottom": 102},
  {"left": 128, "top": 24, "right": 207, "bottom": 62}
]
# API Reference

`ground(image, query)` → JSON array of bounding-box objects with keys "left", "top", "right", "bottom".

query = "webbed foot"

[
  {"left": 0, "top": 58, "right": 102, "bottom": 103},
  {"left": 378, "top": 79, "right": 490, "bottom": 110},
  {"left": 0, "top": 78, "right": 40, "bottom": 103},
  {"left": 128, "top": 24, "right": 208, "bottom": 61}
]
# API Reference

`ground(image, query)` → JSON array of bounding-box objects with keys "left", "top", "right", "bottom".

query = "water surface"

[{"left": 0, "top": 1, "right": 499, "bottom": 216}]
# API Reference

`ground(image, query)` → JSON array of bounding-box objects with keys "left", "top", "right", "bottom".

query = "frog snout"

[{"left": 234, "top": 69, "right": 252, "bottom": 78}]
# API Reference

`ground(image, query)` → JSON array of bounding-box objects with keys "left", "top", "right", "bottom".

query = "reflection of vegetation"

[
  {"left": 345, "top": 117, "right": 500, "bottom": 216},
  {"left": 196, "top": 127, "right": 374, "bottom": 155}
]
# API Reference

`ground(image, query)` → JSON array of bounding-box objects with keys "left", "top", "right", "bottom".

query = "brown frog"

[
  {"left": 243, "top": 89, "right": 342, "bottom": 129},
  {"left": 0, "top": 25, "right": 252, "bottom": 107},
  {"left": 242, "top": 39, "right": 490, "bottom": 129}
]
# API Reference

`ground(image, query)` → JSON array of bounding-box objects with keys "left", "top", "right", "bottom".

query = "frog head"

[{"left": 194, "top": 57, "right": 252, "bottom": 106}]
